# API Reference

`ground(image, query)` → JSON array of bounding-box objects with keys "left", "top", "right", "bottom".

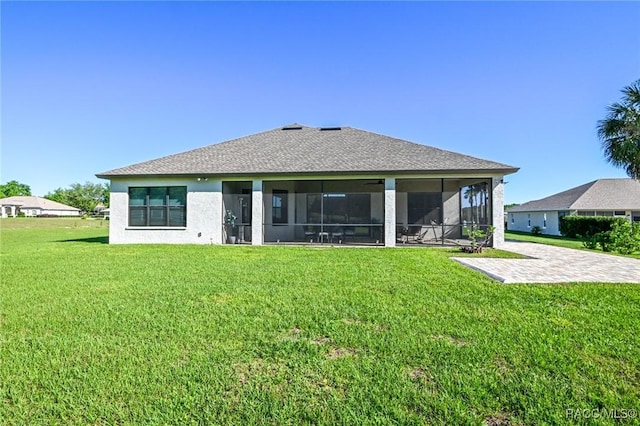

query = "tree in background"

[
  {"left": 0, "top": 180, "right": 32, "bottom": 198},
  {"left": 102, "top": 183, "right": 110, "bottom": 208},
  {"left": 45, "top": 182, "right": 109, "bottom": 213},
  {"left": 597, "top": 79, "right": 640, "bottom": 180}
]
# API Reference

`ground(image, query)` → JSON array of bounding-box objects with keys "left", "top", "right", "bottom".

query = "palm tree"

[
  {"left": 463, "top": 186, "right": 475, "bottom": 222},
  {"left": 463, "top": 183, "right": 488, "bottom": 223},
  {"left": 597, "top": 79, "right": 640, "bottom": 180}
]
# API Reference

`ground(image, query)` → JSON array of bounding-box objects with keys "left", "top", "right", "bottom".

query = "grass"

[
  {"left": 2, "top": 219, "right": 639, "bottom": 425},
  {"left": 506, "top": 230, "right": 585, "bottom": 250},
  {"left": 506, "top": 230, "right": 640, "bottom": 259}
]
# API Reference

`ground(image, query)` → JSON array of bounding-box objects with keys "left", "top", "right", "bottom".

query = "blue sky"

[{"left": 2, "top": 1, "right": 639, "bottom": 204}]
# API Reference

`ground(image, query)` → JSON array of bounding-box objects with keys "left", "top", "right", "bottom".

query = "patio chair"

[
  {"left": 318, "top": 230, "right": 330, "bottom": 243},
  {"left": 304, "top": 226, "right": 316, "bottom": 242},
  {"left": 344, "top": 227, "right": 356, "bottom": 242},
  {"left": 330, "top": 227, "right": 344, "bottom": 243},
  {"left": 426, "top": 218, "right": 449, "bottom": 243},
  {"left": 402, "top": 225, "right": 430, "bottom": 244}
]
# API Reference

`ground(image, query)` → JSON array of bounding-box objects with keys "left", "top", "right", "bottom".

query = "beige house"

[
  {"left": 97, "top": 124, "right": 518, "bottom": 246},
  {"left": 0, "top": 196, "right": 82, "bottom": 218}
]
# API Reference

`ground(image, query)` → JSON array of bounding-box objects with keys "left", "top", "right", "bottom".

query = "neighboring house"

[
  {"left": 93, "top": 203, "right": 110, "bottom": 219},
  {"left": 507, "top": 178, "right": 640, "bottom": 236},
  {"left": 96, "top": 124, "right": 518, "bottom": 247},
  {"left": 0, "top": 196, "right": 82, "bottom": 218}
]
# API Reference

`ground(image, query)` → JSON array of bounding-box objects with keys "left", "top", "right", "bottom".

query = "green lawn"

[
  {"left": 506, "top": 230, "right": 585, "bottom": 250},
  {"left": 2, "top": 219, "right": 639, "bottom": 425},
  {"left": 506, "top": 230, "right": 640, "bottom": 259}
]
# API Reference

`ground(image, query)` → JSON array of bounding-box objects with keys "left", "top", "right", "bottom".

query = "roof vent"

[
  {"left": 319, "top": 127, "right": 342, "bottom": 131},
  {"left": 282, "top": 125, "right": 303, "bottom": 130}
]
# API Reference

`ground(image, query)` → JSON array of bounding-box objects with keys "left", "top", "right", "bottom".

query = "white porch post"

[
  {"left": 492, "top": 176, "right": 505, "bottom": 248},
  {"left": 211, "top": 180, "right": 223, "bottom": 244},
  {"left": 384, "top": 177, "right": 396, "bottom": 247},
  {"left": 251, "top": 179, "right": 263, "bottom": 245}
]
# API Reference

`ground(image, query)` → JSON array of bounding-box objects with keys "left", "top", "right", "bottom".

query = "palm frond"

[{"left": 597, "top": 79, "right": 640, "bottom": 179}]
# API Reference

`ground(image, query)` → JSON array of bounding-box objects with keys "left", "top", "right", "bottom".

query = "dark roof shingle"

[{"left": 97, "top": 125, "right": 518, "bottom": 178}]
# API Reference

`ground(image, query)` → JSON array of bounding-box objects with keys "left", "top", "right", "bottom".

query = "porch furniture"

[
  {"left": 318, "top": 231, "right": 330, "bottom": 243},
  {"left": 397, "top": 226, "right": 409, "bottom": 243},
  {"left": 344, "top": 227, "right": 356, "bottom": 240},
  {"left": 304, "top": 226, "right": 316, "bottom": 242},
  {"left": 331, "top": 228, "right": 344, "bottom": 243},
  {"left": 401, "top": 225, "right": 430, "bottom": 244}
]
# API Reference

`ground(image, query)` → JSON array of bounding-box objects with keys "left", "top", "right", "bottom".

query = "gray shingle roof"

[
  {"left": 97, "top": 124, "right": 518, "bottom": 178},
  {"left": 508, "top": 179, "right": 640, "bottom": 212}
]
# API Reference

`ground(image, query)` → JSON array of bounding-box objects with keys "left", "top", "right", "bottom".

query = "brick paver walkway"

[{"left": 452, "top": 241, "right": 640, "bottom": 284}]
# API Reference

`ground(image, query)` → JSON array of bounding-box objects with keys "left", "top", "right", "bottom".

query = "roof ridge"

[{"left": 567, "top": 180, "right": 599, "bottom": 209}]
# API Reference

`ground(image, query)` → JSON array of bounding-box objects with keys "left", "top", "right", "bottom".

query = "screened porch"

[{"left": 222, "top": 178, "right": 494, "bottom": 246}]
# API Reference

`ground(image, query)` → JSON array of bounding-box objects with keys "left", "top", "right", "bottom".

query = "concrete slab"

[{"left": 452, "top": 241, "right": 640, "bottom": 284}]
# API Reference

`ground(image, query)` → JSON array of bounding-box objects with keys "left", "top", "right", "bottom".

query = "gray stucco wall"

[
  {"left": 508, "top": 211, "right": 561, "bottom": 236},
  {"left": 109, "top": 178, "right": 223, "bottom": 244},
  {"left": 107, "top": 174, "right": 511, "bottom": 246}
]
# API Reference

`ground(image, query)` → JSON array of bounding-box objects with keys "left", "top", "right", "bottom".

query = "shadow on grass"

[{"left": 58, "top": 236, "right": 109, "bottom": 244}]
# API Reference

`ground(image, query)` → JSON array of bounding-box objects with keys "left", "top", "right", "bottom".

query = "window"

[
  {"left": 272, "top": 190, "right": 288, "bottom": 224},
  {"left": 129, "top": 187, "right": 186, "bottom": 227},
  {"left": 511, "top": 215, "right": 514, "bottom": 224},
  {"left": 527, "top": 214, "right": 531, "bottom": 227},
  {"left": 543, "top": 213, "right": 547, "bottom": 228}
]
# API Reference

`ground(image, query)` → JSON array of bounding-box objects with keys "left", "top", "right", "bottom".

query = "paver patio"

[{"left": 452, "top": 241, "right": 640, "bottom": 284}]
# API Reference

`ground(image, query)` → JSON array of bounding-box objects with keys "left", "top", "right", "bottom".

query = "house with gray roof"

[
  {"left": 96, "top": 124, "right": 518, "bottom": 246},
  {"left": 507, "top": 178, "right": 640, "bottom": 236},
  {"left": 0, "top": 196, "right": 82, "bottom": 218}
]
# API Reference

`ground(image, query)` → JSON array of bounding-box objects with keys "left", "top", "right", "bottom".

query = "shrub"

[
  {"left": 581, "top": 234, "right": 599, "bottom": 250},
  {"left": 560, "top": 216, "right": 623, "bottom": 239},
  {"left": 596, "top": 231, "right": 612, "bottom": 252},
  {"left": 609, "top": 220, "right": 640, "bottom": 254},
  {"left": 531, "top": 225, "right": 542, "bottom": 235}
]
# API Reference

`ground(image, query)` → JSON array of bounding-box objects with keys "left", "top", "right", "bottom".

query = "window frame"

[{"left": 128, "top": 186, "right": 187, "bottom": 227}]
